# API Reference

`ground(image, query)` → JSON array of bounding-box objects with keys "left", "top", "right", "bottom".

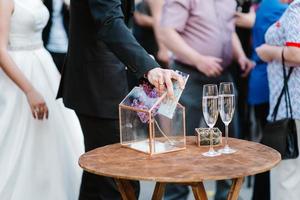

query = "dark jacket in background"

[
  {"left": 57, "top": 0, "right": 159, "bottom": 119},
  {"left": 42, "top": 0, "right": 70, "bottom": 46}
]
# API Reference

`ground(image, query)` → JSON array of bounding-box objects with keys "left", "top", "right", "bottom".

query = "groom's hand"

[{"left": 147, "top": 68, "right": 185, "bottom": 98}]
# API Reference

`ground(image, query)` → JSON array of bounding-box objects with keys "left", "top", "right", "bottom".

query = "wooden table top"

[{"left": 79, "top": 137, "right": 281, "bottom": 183}]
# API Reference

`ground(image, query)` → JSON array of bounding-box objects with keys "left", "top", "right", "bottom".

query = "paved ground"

[{"left": 139, "top": 179, "right": 253, "bottom": 200}]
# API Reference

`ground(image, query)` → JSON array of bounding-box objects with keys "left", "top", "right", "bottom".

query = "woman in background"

[
  {"left": 247, "top": 1, "right": 288, "bottom": 200},
  {"left": 0, "top": 0, "right": 84, "bottom": 199},
  {"left": 256, "top": 0, "right": 300, "bottom": 199}
]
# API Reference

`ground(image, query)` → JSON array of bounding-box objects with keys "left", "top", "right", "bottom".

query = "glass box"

[
  {"left": 119, "top": 86, "right": 186, "bottom": 155},
  {"left": 195, "top": 128, "right": 222, "bottom": 147}
]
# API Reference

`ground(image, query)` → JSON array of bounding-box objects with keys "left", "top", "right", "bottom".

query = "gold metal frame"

[{"left": 119, "top": 87, "right": 187, "bottom": 156}]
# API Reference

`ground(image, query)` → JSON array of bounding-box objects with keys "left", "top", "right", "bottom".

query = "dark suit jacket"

[
  {"left": 42, "top": 0, "right": 70, "bottom": 46},
  {"left": 57, "top": 0, "right": 159, "bottom": 119}
]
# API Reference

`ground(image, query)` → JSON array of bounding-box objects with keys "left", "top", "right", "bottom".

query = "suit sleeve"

[{"left": 87, "top": 0, "right": 160, "bottom": 79}]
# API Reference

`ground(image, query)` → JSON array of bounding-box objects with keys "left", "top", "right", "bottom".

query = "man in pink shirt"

[{"left": 160, "top": 0, "right": 254, "bottom": 199}]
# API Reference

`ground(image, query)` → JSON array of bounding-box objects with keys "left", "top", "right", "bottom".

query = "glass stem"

[
  {"left": 225, "top": 124, "right": 229, "bottom": 149},
  {"left": 209, "top": 128, "right": 214, "bottom": 152}
]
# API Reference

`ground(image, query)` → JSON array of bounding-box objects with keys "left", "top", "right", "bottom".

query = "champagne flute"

[
  {"left": 202, "top": 84, "right": 221, "bottom": 157},
  {"left": 218, "top": 82, "right": 236, "bottom": 154}
]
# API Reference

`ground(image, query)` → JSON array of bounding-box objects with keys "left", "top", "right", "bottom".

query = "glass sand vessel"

[{"left": 119, "top": 86, "right": 186, "bottom": 155}]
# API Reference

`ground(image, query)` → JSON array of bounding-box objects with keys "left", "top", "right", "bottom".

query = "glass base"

[
  {"left": 218, "top": 147, "right": 237, "bottom": 154},
  {"left": 202, "top": 150, "right": 221, "bottom": 157}
]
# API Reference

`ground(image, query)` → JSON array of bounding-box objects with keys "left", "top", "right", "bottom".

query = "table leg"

[
  {"left": 151, "top": 182, "right": 166, "bottom": 200},
  {"left": 227, "top": 177, "right": 244, "bottom": 200},
  {"left": 114, "top": 178, "right": 137, "bottom": 200},
  {"left": 191, "top": 182, "right": 208, "bottom": 200}
]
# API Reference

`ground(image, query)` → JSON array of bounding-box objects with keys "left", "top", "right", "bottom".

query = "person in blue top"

[
  {"left": 249, "top": 0, "right": 288, "bottom": 200},
  {"left": 249, "top": 0, "right": 288, "bottom": 106}
]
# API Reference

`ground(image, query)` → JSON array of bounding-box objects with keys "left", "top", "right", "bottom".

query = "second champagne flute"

[
  {"left": 202, "top": 84, "right": 221, "bottom": 157},
  {"left": 218, "top": 82, "right": 236, "bottom": 154}
]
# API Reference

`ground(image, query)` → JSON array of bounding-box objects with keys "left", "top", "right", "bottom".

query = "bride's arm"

[
  {"left": 0, "top": 0, "right": 32, "bottom": 94},
  {"left": 0, "top": 0, "right": 48, "bottom": 120}
]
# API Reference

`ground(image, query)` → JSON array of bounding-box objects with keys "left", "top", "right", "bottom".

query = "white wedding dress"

[{"left": 0, "top": 0, "right": 84, "bottom": 199}]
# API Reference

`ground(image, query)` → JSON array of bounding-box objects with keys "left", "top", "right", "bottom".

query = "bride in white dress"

[{"left": 0, "top": 0, "right": 84, "bottom": 199}]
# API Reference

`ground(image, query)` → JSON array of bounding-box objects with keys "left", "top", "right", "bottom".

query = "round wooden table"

[{"left": 79, "top": 137, "right": 281, "bottom": 200}]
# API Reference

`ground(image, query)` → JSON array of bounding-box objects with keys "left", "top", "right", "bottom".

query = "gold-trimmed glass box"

[
  {"left": 195, "top": 128, "right": 222, "bottom": 147},
  {"left": 119, "top": 86, "right": 186, "bottom": 155}
]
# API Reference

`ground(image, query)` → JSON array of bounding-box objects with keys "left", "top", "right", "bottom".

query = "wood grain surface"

[{"left": 79, "top": 137, "right": 281, "bottom": 183}]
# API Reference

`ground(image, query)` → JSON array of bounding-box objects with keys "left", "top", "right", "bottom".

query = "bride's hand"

[{"left": 26, "top": 89, "right": 49, "bottom": 120}]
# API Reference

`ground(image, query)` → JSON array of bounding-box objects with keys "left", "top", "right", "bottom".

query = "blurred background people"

[
  {"left": 235, "top": 4, "right": 256, "bottom": 29},
  {"left": 0, "top": 0, "right": 84, "bottom": 199},
  {"left": 42, "top": 0, "right": 69, "bottom": 73},
  {"left": 256, "top": 0, "right": 300, "bottom": 199},
  {"left": 159, "top": 0, "right": 254, "bottom": 199},
  {"left": 133, "top": 0, "right": 157, "bottom": 62},
  {"left": 133, "top": 0, "right": 169, "bottom": 67},
  {"left": 147, "top": 0, "right": 170, "bottom": 67},
  {"left": 245, "top": 0, "right": 288, "bottom": 200},
  {"left": 129, "top": 0, "right": 170, "bottom": 89}
]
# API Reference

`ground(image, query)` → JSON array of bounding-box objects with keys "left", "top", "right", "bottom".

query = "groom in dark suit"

[{"left": 57, "top": 0, "right": 183, "bottom": 199}]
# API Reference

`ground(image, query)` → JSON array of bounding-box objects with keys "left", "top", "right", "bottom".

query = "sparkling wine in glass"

[
  {"left": 202, "top": 84, "right": 221, "bottom": 157},
  {"left": 218, "top": 82, "right": 236, "bottom": 154}
]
